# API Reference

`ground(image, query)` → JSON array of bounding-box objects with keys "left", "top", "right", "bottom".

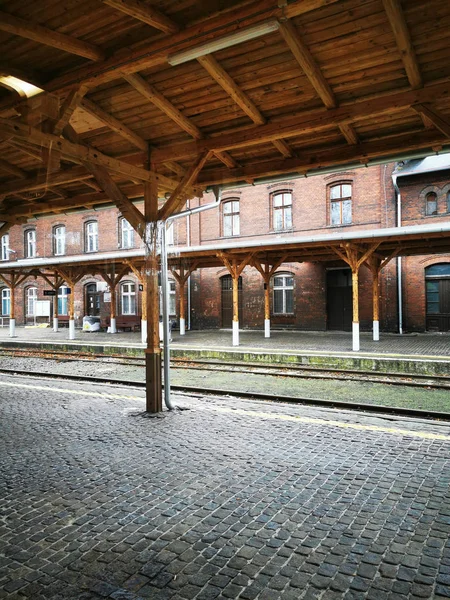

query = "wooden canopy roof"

[{"left": 1, "top": 0, "right": 450, "bottom": 234}]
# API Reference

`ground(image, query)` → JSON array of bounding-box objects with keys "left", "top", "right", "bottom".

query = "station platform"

[{"left": 0, "top": 326, "right": 449, "bottom": 376}]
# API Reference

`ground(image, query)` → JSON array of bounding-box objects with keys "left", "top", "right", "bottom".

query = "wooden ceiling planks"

[{"left": 0, "top": 0, "right": 449, "bottom": 222}]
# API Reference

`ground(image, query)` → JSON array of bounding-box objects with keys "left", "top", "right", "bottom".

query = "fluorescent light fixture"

[
  {"left": 168, "top": 20, "right": 280, "bottom": 66},
  {"left": 0, "top": 76, "right": 43, "bottom": 98}
]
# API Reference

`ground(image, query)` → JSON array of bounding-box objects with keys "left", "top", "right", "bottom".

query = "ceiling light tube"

[{"left": 167, "top": 20, "right": 280, "bottom": 66}]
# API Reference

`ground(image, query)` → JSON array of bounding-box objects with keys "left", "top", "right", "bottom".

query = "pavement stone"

[{"left": 0, "top": 372, "right": 450, "bottom": 599}]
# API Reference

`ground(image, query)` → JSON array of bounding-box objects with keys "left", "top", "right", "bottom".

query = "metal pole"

[{"left": 160, "top": 221, "right": 174, "bottom": 410}]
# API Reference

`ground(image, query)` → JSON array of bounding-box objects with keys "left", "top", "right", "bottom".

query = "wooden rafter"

[
  {"left": 0, "top": 165, "right": 94, "bottom": 197},
  {"left": 0, "top": 10, "right": 105, "bottom": 62},
  {"left": 381, "top": 0, "right": 422, "bottom": 89},
  {"left": 54, "top": 86, "right": 89, "bottom": 136},
  {"left": 412, "top": 104, "right": 450, "bottom": 138},
  {"left": 0, "top": 159, "right": 27, "bottom": 179},
  {"left": 101, "top": 0, "right": 179, "bottom": 34}
]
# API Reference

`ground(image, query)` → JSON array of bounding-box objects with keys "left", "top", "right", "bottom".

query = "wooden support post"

[
  {"left": 351, "top": 266, "right": 360, "bottom": 352},
  {"left": 110, "top": 284, "right": 117, "bottom": 333},
  {"left": 68, "top": 281, "right": 76, "bottom": 340},
  {"left": 53, "top": 292, "right": 59, "bottom": 332},
  {"left": 170, "top": 262, "right": 198, "bottom": 336},
  {"left": 251, "top": 255, "right": 287, "bottom": 338},
  {"left": 364, "top": 250, "right": 399, "bottom": 342},
  {"left": 9, "top": 280, "right": 16, "bottom": 338},
  {"left": 141, "top": 276, "right": 147, "bottom": 344},
  {"left": 145, "top": 177, "right": 162, "bottom": 413}
]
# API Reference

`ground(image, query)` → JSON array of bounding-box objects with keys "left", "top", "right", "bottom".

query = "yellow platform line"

[{"left": 2, "top": 379, "right": 449, "bottom": 442}]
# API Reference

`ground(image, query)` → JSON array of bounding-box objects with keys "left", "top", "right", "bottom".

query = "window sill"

[{"left": 270, "top": 228, "right": 294, "bottom": 234}]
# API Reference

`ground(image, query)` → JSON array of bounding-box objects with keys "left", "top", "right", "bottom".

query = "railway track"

[{"left": 0, "top": 347, "right": 449, "bottom": 390}]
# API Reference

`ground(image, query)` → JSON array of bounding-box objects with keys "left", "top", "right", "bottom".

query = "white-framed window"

[
  {"left": 169, "top": 279, "right": 176, "bottom": 315},
  {"left": 121, "top": 282, "right": 136, "bottom": 315},
  {"left": 272, "top": 273, "right": 294, "bottom": 315},
  {"left": 54, "top": 225, "right": 66, "bottom": 256},
  {"left": 25, "top": 229, "right": 36, "bottom": 258},
  {"left": 58, "top": 286, "right": 69, "bottom": 315},
  {"left": 330, "top": 183, "right": 352, "bottom": 225},
  {"left": 85, "top": 221, "right": 98, "bottom": 253},
  {"left": 273, "top": 192, "right": 292, "bottom": 231},
  {"left": 1, "top": 234, "right": 9, "bottom": 261},
  {"left": 26, "top": 287, "right": 37, "bottom": 316},
  {"left": 120, "top": 218, "right": 134, "bottom": 249},
  {"left": 426, "top": 192, "right": 438, "bottom": 216},
  {"left": 223, "top": 199, "right": 240, "bottom": 237},
  {"left": 1, "top": 288, "right": 10, "bottom": 315}
]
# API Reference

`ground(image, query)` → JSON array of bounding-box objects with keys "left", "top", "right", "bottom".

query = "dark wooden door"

[
  {"left": 327, "top": 269, "right": 352, "bottom": 331},
  {"left": 221, "top": 275, "right": 243, "bottom": 328},
  {"left": 426, "top": 279, "right": 450, "bottom": 331},
  {"left": 86, "top": 284, "right": 101, "bottom": 316}
]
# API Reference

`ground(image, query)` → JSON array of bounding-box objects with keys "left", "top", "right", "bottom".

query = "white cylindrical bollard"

[
  {"left": 352, "top": 322, "right": 360, "bottom": 352},
  {"left": 110, "top": 317, "right": 117, "bottom": 334},
  {"left": 159, "top": 321, "right": 163, "bottom": 341},
  {"left": 9, "top": 318, "right": 16, "bottom": 338},
  {"left": 373, "top": 320, "right": 379, "bottom": 341},
  {"left": 69, "top": 319, "right": 76, "bottom": 340},
  {"left": 232, "top": 320, "right": 239, "bottom": 346},
  {"left": 53, "top": 317, "right": 59, "bottom": 332},
  {"left": 264, "top": 319, "right": 270, "bottom": 338},
  {"left": 180, "top": 317, "right": 185, "bottom": 336},
  {"left": 141, "top": 319, "right": 147, "bottom": 344}
]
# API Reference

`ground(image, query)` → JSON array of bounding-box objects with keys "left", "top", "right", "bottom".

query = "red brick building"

[{"left": 1, "top": 156, "right": 449, "bottom": 333}]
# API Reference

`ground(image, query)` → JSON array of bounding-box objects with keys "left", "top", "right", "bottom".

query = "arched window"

[
  {"left": 1, "top": 234, "right": 9, "bottom": 261},
  {"left": 85, "top": 221, "right": 98, "bottom": 253},
  {"left": 272, "top": 192, "right": 292, "bottom": 231},
  {"left": 426, "top": 192, "right": 438, "bottom": 216},
  {"left": 26, "top": 287, "right": 37, "bottom": 316},
  {"left": 330, "top": 183, "right": 352, "bottom": 225},
  {"left": 58, "top": 286, "right": 69, "bottom": 315},
  {"left": 272, "top": 273, "right": 294, "bottom": 315},
  {"left": 1, "top": 288, "right": 10, "bottom": 316},
  {"left": 425, "top": 263, "right": 450, "bottom": 331},
  {"left": 119, "top": 218, "right": 134, "bottom": 249},
  {"left": 53, "top": 225, "right": 66, "bottom": 256},
  {"left": 223, "top": 199, "right": 240, "bottom": 237},
  {"left": 121, "top": 282, "right": 136, "bottom": 315},
  {"left": 25, "top": 229, "right": 36, "bottom": 258}
]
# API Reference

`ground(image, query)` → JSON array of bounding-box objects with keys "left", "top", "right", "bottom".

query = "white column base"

[
  {"left": 232, "top": 320, "right": 239, "bottom": 346},
  {"left": 109, "top": 317, "right": 117, "bottom": 334},
  {"left": 352, "top": 322, "right": 360, "bottom": 352},
  {"left": 373, "top": 320, "right": 379, "bottom": 341},
  {"left": 264, "top": 319, "right": 270, "bottom": 338},
  {"left": 141, "top": 319, "right": 147, "bottom": 344},
  {"left": 69, "top": 319, "right": 76, "bottom": 340},
  {"left": 53, "top": 317, "right": 59, "bottom": 333},
  {"left": 159, "top": 321, "right": 163, "bottom": 341},
  {"left": 9, "top": 318, "right": 16, "bottom": 338},
  {"left": 180, "top": 317, "right": 185, "bottom": 336}
]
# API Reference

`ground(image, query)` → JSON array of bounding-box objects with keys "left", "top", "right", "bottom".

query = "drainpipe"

[
  {"left": 161, "top": 187, "right": 222, "bottom": 409},
  {"left": 392, "top": 172, "right": 403, "bottom": 335},
  {"left": 186, "top": 199, "right": 191, "bottom": 331}
]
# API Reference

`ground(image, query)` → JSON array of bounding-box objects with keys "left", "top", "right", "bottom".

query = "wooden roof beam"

[
  {"left": 124, "top": 73, "right": 202, "bottom": 140},
  {"left": 381, "top": 0, "right": 422, "bottom": 89},
  {"left": 54, "top": 86, "right": 89, "bottom": 136},
  {"left": 158, "top": 152, "right": 211, "bottom": 220},
  {"left": 101, "top": 0, "right": 179, "bottom": 34},
  {"left": 0, "top": 165, "right": 94, "bottom": 197},
  {"left": 150, "top": 81, "right": 450, "bottom": 163},
  {"left": 80, "top": 97, "right": 148, "bottom": 151},
  {"left": 278, "top": 20, "right": 336, "bottom": 109},
  {"left": 339, "top": 123, "right": 359, "bottom": 145},
  {"left": 0, "top": 10, "right": 105, "bottom": 62},
  {"left": 412, "top": 104, "right": 450, "bottom": 138},
  {"left": 0, "top": 159, "right": 27, "bottom": 179}
]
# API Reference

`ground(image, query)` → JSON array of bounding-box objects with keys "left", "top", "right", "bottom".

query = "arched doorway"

[
  {"left": 425, "top": 264, "right": 450, "bottom": 332},
  {"left": 85, "top": 283, "right": 101, "bottom": 316},
  {"left": 221, "top": 275, "right": 243, "bottom": 328}
]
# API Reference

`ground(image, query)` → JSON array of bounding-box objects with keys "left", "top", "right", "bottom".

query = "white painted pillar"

[
  {"left": 141, "top": 319, "right": 147, "bottom": 344},
  {"left": 180, "top": 317, "right": 186, "bottom": 336},
  {"left": 9, "top": 318, "right": 16, "bottom": 338},
  {"left": 373, "top": 320, "right": 379, "bottom": 342},
  {"left": 69, "top": 320, "right": 76, "bottom": 340},
  {"left": 264, "top": 319, "right": 271, "bottom": 338},
  {"left": 232, "top": 320, "right": 239, "bottom": 346},
  {"left": 109, "top": 317, "right": 117, "bottom": 334},
  {"left": 352, "top": 322, "right": 360, "bottom": 352},
  {"left": 53, "top": 317, "right": 59, "bottom": 332},
  {"left": 159, "top": 320, "right": 163, "bottom": 341}
]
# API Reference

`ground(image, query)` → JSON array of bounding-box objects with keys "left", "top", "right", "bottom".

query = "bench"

[{"left": 102, "top": 315, "right": 141, "bottom": 332}]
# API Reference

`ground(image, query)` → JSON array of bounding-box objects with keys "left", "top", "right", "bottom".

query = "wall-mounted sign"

[{"left": 43, "top": 290, "right": 56, "bottom": 296}]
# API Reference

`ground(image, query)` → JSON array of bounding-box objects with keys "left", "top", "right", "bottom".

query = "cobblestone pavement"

[
  {"left": 0, "top": 327, "right": 449, "bottom": 359},
  {"left": 1, "top": 374, "right": 450, "bottom": 600}
]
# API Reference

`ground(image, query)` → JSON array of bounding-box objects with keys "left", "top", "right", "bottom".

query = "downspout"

[
  {"left": 161, "top": 187, "right": 222, "bottom": 410},
  {"left": 392, "top": 172, "right": 403, "bottom": 335},
  {"left": 186, "top": 199, "right": 191, "bottom": 330}
]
